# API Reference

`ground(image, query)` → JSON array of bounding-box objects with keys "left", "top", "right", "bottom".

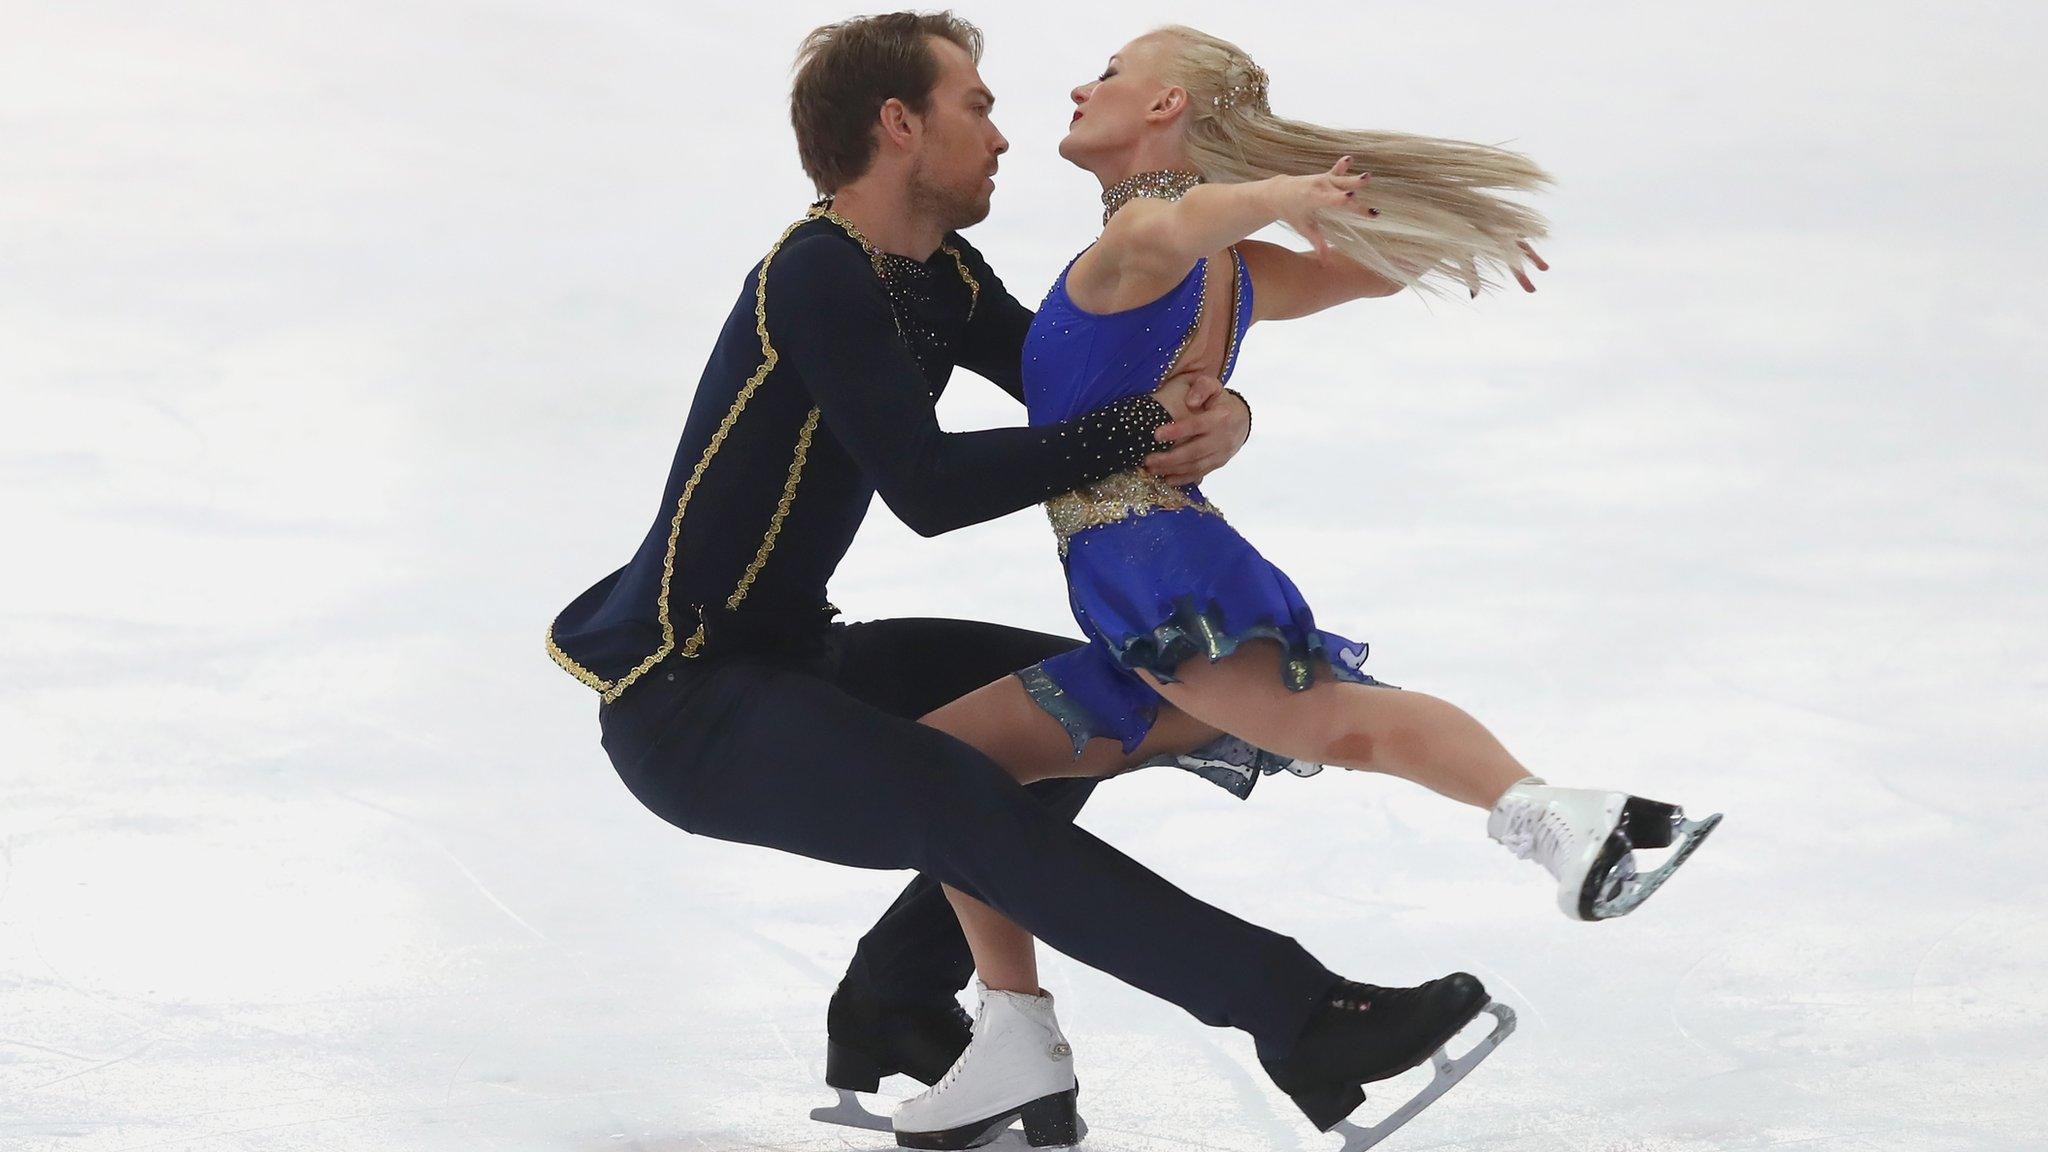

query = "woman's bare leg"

[
  {"left": 1134, "top": 642, "right": 1722, "bottom": 923},
  {"left": 918, "top": 674, "right": 1221, "bottom": 994},
  {"left": 1136, "top": 640, "right": 1533, "bottom": 809}
]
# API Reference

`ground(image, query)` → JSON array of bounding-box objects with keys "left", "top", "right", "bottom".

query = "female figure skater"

[{"left": 889, "top": 24, "right": 1720, "bottom": 1148}]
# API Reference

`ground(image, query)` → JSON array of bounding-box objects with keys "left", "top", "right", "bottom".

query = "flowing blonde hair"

[{"left": 1148, "top": 25, "right": 1552, "bottom": 297}]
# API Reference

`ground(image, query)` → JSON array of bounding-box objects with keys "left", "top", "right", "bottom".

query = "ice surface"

[{"left": 4, "top": 3, "right": 2043, "bottom": 1149}]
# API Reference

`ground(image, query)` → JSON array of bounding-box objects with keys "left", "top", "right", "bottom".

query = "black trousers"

[{"left": 597, "top": 616, "right": 1339, "bottom": 1061}]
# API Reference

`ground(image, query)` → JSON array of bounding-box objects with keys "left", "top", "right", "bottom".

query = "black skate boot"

[
  {"left": 812, "top": 973, "right": 974, "bottom": 1132},
  {"left": 1261, "top": 973, "right": 1516, "bottom": 1147}
]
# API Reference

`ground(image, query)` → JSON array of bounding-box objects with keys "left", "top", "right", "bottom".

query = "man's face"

[{"left": 905, "top": 36, "right": 1009, "bottom": 231}]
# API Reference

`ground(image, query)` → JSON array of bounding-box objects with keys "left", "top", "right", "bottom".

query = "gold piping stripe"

[
  {"left": 940, "top": 241, "right": 980, "bottom": 320},
  {"left": 547, "top": 203, "right": 979, "bottom": 700},
  {"left": 546, "top": 626, "right": 614, "bottom": 693},
  {"left": 810, "top": 202, "right": 978, "bottom": 327},
  {"left": 726, "top": 405, "right": 821, "bottom": 610},
  {"left": 545, "top": 212, "right": 816, "bottom": 701}
]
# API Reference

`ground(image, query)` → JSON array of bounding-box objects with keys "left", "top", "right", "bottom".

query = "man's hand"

[{"left": 1144, "top": 372, "right": 1251, "bottom": 486}]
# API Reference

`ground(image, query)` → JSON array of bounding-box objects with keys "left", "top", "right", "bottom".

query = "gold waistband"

[{"left": 1044, "top": 469, "right": 1225, "bottom": 556}]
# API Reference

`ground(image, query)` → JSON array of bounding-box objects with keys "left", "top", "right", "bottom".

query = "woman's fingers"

[{"left": 1511, "top": 240, "right": 1547, "bottom": 292}]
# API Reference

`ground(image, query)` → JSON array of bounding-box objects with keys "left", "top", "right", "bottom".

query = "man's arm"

[
  {"left": 950, "top": 240, "right": 1035, "bottom": 404},
  {"left": 768, "top": 234, "right": 1176, "bottom": 538}
]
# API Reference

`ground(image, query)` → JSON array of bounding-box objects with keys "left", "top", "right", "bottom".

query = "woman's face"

[{"left": 1059, "top": 35, "right": 1181, "bottom": 167}]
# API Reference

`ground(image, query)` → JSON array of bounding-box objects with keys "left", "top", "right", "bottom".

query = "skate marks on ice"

[{"left": 1647, "top": 906, "right": 2048, "bottom": 1150}]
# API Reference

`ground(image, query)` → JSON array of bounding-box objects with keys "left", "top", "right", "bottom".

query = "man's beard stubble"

[{"left": 907, "top": 155, "right": 992, "bottom": 232}]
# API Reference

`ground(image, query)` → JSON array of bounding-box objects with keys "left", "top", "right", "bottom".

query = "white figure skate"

[
  {"left": 892, "top": 980, "right": 1084, "bottom": 1150},
  {"left": 1488, "top": 779, "right": 1722, "bottom": 920}
]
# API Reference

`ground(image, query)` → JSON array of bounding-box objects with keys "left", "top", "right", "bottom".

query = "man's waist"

[
  {"left": 686, "top": 600, "right": 840, "bottom": 654},
  {"left": 550, "top": 590, "right": 840, "bottom": 686}
]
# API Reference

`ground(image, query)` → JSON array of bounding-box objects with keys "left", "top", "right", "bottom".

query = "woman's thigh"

[
  {"left": 921, "top": 672, "right": 1221, "bottom": 783},
  {"left": 1136, "top": 640, "right": 1398, "bottom": 768}
]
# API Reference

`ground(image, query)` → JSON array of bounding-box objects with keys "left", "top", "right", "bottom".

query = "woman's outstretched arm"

[
  {"left": 1237, "top": 238, "right": 1406, "bottom": 322},
  {"left": 1099, "top": 157, "right": 1369, "bottom": 273},
  {"left": 1239, "top": 235, "right": 1550, "bottom": 319}
]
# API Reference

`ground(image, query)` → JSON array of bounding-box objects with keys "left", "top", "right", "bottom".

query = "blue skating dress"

[{"left": 1017, "top": 242, "right": 1399, "bottom": 799}]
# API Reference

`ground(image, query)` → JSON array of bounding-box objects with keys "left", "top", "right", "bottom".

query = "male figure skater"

[{"left": 546, "top": 12, "right": 1501, "bottom": 1147}]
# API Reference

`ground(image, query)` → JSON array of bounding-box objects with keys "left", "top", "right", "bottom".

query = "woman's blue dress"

[{"left": 1018, "top": 243, "right": 1398, "bottom": 799}]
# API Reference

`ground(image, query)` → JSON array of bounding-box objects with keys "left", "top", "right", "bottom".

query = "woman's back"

[{"left": 1022, "top": 245, "right": 1252, "bottom": 426}]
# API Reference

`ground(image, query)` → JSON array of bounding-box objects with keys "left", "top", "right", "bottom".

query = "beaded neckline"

[
  {"left": 805, "top": 196, "right": 980, "bottom": 322},
  {"left": 1101, "top": 169, "right": 1204, "bottom": 225}
]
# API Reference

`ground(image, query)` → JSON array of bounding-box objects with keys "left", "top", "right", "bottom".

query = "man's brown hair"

[{"left": 790, "top": 11, "right": 984, "bottom": 195}]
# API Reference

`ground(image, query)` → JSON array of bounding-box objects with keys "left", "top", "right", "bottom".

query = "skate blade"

[
  {"left": 1592, "top": 811, "right": 1722, "bottom": 920},
  {"left": 1327, "top": 1000, "right": 1516, "bottom": 1152},
  {"left": 810, "top": 1087, "right": 893, "bottom": 1132}
]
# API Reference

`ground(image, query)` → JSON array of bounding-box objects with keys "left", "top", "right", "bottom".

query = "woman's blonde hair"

[{"left": 1148, "top": 25, "right": 1552, "bottom": 297}]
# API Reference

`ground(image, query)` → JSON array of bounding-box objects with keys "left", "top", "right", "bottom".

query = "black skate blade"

[
  {"left": 1327, "top": 1001, "right": 1516, "bottom": 1152},
  {"left": 1592, "top": 811, "right": 1723, "bottom": 920},
  {"left": 811, "top": 1086, "right": 894, "bottom": 1131},
  {"left": 1576, "top": 828, "right": 1636, "bottom": 920}
]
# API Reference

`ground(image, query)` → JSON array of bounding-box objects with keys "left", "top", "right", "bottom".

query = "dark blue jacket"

[{"left": 546, "top": 209, "right": 1171, "bottom": 701}]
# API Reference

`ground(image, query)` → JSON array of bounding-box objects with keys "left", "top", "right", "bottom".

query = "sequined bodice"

[{"left": 1022, "top": 245, "right": 1252, "bottom": 426}]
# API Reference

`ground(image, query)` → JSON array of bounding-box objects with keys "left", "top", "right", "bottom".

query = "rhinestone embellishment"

[{"left": 1101, "top": 168, "right": 1204, "bottom": 225}]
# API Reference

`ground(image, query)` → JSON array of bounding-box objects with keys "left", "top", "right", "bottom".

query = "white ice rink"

[{"left": 4, "top": 2, "right": 2043, "bottom": 1149}]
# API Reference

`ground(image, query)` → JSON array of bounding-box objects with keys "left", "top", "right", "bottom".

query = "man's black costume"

[{"left": 547, "top": 205, "right": 1343, "bottom": 1086}]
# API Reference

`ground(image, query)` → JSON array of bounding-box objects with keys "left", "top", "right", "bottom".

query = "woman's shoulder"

[{"left": 1064, "top": 238, "right": 1207, "bottom": 318}]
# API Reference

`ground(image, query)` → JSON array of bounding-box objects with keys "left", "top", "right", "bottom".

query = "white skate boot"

[
  {"left": 892, "top": 979, "right": 1083, "bottom": 1150},
  {"left": 1487, "top": 778, "right": 1722, "bottom": 920}
]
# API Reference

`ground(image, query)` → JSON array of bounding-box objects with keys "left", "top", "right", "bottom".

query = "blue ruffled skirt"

[{"left": 1018, "top": 500, "right": 1399, "bottom": 799}]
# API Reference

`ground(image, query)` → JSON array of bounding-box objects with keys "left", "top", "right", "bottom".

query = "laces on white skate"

[
  {"left": 892, "top": 983, "right": 1087, "bottom": 1148},
  {"left": 1491, "top": 798, "right": 1578, "bottom": 871},
  {"left": 912, "top": 998, "right": 989, "bottom": 1102}
]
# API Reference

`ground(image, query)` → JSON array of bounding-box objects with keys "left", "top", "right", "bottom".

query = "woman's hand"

[
  {"left": 1144, "top": 373, "right": 1251, "bottom": 486},
  {"left": 1270, "top": 157, "right": 1370, "bottom": 257},
  {"left": 1511, "top": 240, "right": 1550, "bottom": 293}
]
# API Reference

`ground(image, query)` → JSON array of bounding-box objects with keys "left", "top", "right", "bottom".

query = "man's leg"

[
  {"left": 826, "top": 617, "right": 1094, "bottom": 1009},
  {"left": 601, "top": 655, "right": 1338, "bottom": 1064}
]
